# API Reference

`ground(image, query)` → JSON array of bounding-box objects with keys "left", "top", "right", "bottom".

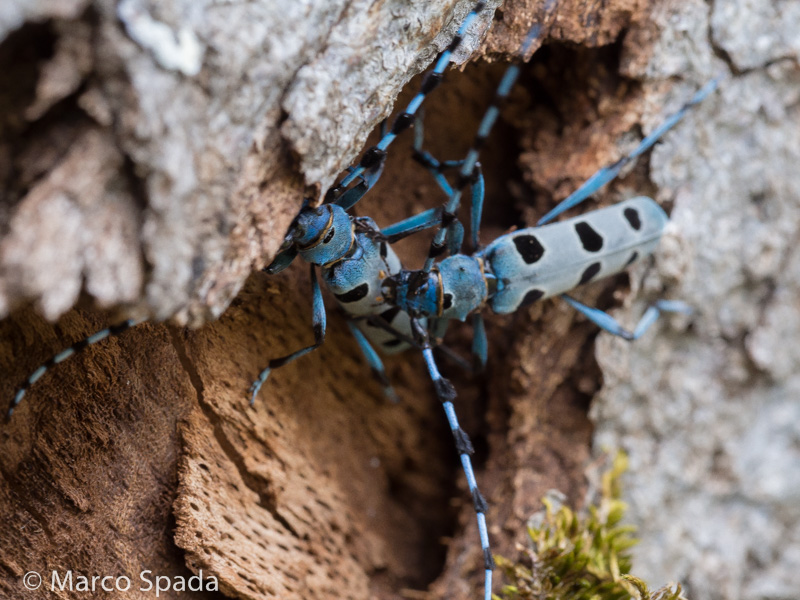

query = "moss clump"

[{"left": 494, "top": 452, "right": 685, "bottom": 600}]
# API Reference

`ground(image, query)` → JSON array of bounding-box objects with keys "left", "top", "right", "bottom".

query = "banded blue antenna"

[
  {"left": 375, "top": 14, "right": 719, "bottom": 600},
  {"left": 397, "top": 14, "right": 557, "bottom": 600},
  {"left": 537, "top": 79, "right": 719, "bottom": 226},
  {"left": 324, "top": 1, "right": 490, "bottom": 207},
  {"left": 419, "top": 11, "right": 550, "bottom": 273},
  {"left": 267, "top": 2, "right": 494, "bottom": 275},
  {"left": 417, "top": 324, "right": 495, "bottom": 600},
  {"left": 6, "top": 316, "right": 147, "bottom": 420}
]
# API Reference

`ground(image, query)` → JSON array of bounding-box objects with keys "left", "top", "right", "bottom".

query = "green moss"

[{"left": 493, "top": 452, "right": 686, "bottom": 600}]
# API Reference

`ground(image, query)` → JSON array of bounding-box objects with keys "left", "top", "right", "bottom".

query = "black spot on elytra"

[
  {"left": 443, "top": 294, "right": 453, "bottom": 310},
  {"left": 579, "top": 262, "right": 602, "bottom": 285},
  {"left": 379, "top": 306, "right": 401, "bottom": 324},
  {"left": 624, "top": 207, "right": 642, "bottom": 230},
  {"left": 625, "top": 251, "right": 639, "bottom": 266},
  {"left": 575, "top": 222, "right": 603, "bottom": 252},
  {"left": 519, "top": 289, "right": 544, "bottom": 308},
  {"left": 323, "top": 227, "right": 335, "bottom": 244},
  {"left": 513, "top": 234, "right": 545, "bottom": 264},
  {"left": 334, "top": 283, "right": 369, "bottom": 303}
]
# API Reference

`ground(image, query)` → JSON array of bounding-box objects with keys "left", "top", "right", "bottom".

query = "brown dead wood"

[{"left": 0, "top": 1, "right": 697, "bottom": 598}]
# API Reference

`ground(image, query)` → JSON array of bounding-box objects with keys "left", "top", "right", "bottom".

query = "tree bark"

[{"left": 1, "top": 1, "right": 798, "bottom": 599}]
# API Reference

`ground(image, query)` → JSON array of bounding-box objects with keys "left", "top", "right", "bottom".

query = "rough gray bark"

[
  {"left": 592, "top": 1, "right": 800, "bottom": 598},
  {"left": 1, "top": 1, "right": 798, "bottom": 600},
  {"left": 0, "top": 0, "right": 496, "bottom": 325}
]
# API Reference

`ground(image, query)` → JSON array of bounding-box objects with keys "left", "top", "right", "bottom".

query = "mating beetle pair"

[{"left": 7, "top": 2, "right": 716, "bottom": 599}]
